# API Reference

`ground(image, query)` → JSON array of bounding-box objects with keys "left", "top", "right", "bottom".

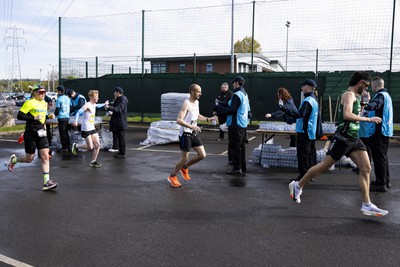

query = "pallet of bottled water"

[
  {"left": 259, "top": 121, "right": 337, "bottom": 134},
  {"left": 161, "top": 93, "right": 190, "bottom": 121},
  {"left": 321, "top": 122, "right": 337, "bottom": 134},
  {"left": 252, "top": 143, "right": 327, "bottom": 169},
  {"left": 259, "top": 121, "right": 296, "bottom": 132}
]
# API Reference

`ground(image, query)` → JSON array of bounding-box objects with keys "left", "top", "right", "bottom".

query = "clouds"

[{"left": 1, "top": 0, "right": 399, "bottom": 80}]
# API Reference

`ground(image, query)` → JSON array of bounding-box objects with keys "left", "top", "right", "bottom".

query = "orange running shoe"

[
  {"left": 167, "top": 175, "right": 182, "bottom": 188},
  {"left": 180, "top": 167, "right": 191, "bottom": 181}
]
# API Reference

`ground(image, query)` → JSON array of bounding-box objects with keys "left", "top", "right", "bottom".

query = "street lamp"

[
  {"left": 48, "top": 64, "right": 56, "bottom": 92},
  {"left": 285, "top": 21, "right": 291, "bottom": 72}
]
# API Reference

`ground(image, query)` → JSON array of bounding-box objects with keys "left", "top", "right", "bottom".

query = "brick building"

[{"left": 144, "top": 53, "right": 284, "bottom": 74}]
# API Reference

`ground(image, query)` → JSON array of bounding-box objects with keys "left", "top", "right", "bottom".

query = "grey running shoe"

[
  {"left": 360, "top": 203, "right": 389, "bottom": 217},
  {"left": 90, "top": 161, "right": 102, "bottom": 168},
  {"left": 7, "top": 154, "right": 17, "bottom": 172},
  {"left": 72, "top": 143, "right": 78, "bottom": 155},
  {"left": 289, "top": 181, "right": 302, "bottom": 204},
  {"left": 43, "top": 180, "right": 58, "bottom": 191}
]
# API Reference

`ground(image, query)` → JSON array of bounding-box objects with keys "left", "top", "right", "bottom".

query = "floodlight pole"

[
  {"left": 285, "top": 21, "right": 291, "bottom": 72},
  {"left": 230, "top": 0, "right": 234, "bottom": 73}
]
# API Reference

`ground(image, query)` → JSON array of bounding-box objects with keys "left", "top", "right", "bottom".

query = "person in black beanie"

[{"left": 105, "top": 87, "right": 129, "bottom": 158}]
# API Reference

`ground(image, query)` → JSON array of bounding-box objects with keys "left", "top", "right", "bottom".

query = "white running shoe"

[
  {"left": 72, "top": 143, "right": 78, "bottom": 155},
  {"left": 7, "top": 154, "right": 17, "bottom": 172},
  {"left": 360, "top": 203, "right": 389, "bottom": 217},
  {"left": 289, "top": 181, "right": 302, "bottom": 204}
]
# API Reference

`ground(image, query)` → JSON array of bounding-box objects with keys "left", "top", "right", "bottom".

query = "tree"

[{"left": 234, "top": 36, "right": 262, "bottom": 53}]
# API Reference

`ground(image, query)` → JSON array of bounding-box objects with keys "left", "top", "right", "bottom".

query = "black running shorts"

[
  {"left": 179, "top": 133, "right": 203, "bottom": 152},
  {"left": 81, "top": 129, "right": 98, "bottom": 138},
  {"left": 24, "top": 130, "right": 49, "bottom": 154},
  {"left": 326, "top": 134, "right": 367, "bottom": 161}
]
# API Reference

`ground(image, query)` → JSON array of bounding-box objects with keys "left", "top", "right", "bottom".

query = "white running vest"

[
  {"left": 179, "top": 99, "right": 199, "bottom": 136},
  {"left": 81, "top": 102, "right": 96, "bottom": 132}
]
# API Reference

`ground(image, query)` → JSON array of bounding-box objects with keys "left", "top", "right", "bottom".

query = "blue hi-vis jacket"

[
  {"left": 55, "top": 94, "right": 70, "bottom": 120},
  {"left": 359, "top": 90, "right": 393, "bottom": 137},
  {"left": 70, "top": 94, "right": 87, "bottom": 115},
  {"left": 226, "top": 89, "right": 250, "bottom": 128},
  {"left": 295, "top": 95, "right": 318, "bottom": 140}
]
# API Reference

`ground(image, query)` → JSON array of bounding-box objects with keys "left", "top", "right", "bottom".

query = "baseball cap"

[
  {"left": 32, "top": 84, "right": 46, "bottom": 92},
  {"left": 299, "top": 79, "right": 317, "bottom": 88},
  {"left": 231, "top": 76, "right": 245, "bottom": 83},
  {"left": 113, "top": 87, "right": 123, "bottom": 94}
]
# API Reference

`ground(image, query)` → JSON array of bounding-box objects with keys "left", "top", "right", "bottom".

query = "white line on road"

[{"left": 0, "top": 254, "right": 34, "bottom": 267}]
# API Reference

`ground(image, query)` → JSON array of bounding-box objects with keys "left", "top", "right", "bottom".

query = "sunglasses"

[{"left": 361, "top": 81, "right": 370, "bottom": 87}]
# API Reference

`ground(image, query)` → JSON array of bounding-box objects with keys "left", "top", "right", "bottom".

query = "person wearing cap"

[
  {"left": 68, "top": 89, "right": 87, "bottom": 116},
  {"left": 104, "top": 87, "right": 129, "bottom": 158},
  {"left": 218, "top": 76, "right": 251, "bottom": 176},
  {"left": 6, "top": 84, "right": 58, "bottom": 191},
  {"left": 54, "top": 85, "right": 71, "bottom": 152},
  {"left": 281, "top": 79, "right": 319, "bottom": 181},
  {"left": 289, "top": 71, "right": 389, "bottom": 217}
]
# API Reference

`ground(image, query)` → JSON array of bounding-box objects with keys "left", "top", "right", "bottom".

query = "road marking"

[
  {"left": 0, "top": 254, "right": 34, "bottom": 267},
  {"left": 0, "top": 139, "right": 17, "bottom": 142},
  {"left": 136, "top": 145, "right": 152, "bottom": 150}
]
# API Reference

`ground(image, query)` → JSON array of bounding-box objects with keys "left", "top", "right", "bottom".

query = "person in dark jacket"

[
  {"left": 218, "top": 76, "right": 251, "bottom": 175},
  {"left": 105, "top": 87, "right": 129, "bottom": 158},
  {"left": 67, "top": 89, "right": 86, "bottom": 116},
  {"left": 361, "top": 77, "right": 393, "bottom": 192},
  {"left": 213, "top": 82, "right": 233, "bottom": 141},
  {"left": 265, "top": 87, "right": 297, "bottom": 147},
  {"left": 282, "top": 79, "right": 319, "bottom": 181}
]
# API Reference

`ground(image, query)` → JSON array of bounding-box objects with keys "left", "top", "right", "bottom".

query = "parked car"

[
  {"left": 46, "top": 92, "right": 58, "bottom": 102},
  {"left": 0, "top": 93, "right": 14, "bottom": 107}
]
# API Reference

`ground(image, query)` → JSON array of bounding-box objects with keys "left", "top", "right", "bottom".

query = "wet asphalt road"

[{"left": 1, "top": 125, "right": 400, "bottom": 266}]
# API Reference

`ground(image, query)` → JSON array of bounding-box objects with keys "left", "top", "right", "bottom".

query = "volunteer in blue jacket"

[
  {"left": 54, "top": 85, "right": 71, "bottom": 152},
  {"left": 282, "top": 79, "right": 319, "bottom": 181},
  {"left": 362, "top": 76, "right": 393, "bottom": 192},
  {"left": 68, "top": 89, "right": 87, "bottom": 116},
  {"left": 225, "top": 76, "right": 251, "bottom": 175}
]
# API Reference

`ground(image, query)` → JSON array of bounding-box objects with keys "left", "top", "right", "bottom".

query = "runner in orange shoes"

[
  {"left": 180, "top": 167, "right": 191, "bottom": 181},
  {"left": 167, "top": 83, "right": 217, "bottom": 188},
  {"left": 167, "top": 175, "right": 182, "bottom": 188}
]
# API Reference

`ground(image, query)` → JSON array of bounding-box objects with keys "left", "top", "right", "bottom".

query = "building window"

[
  {"left": 152, "top": 63, "right": 167, "bottom": 73},
  {"left": 206, "top": 63, "right": 213, "bottom": 73},
  {"left": 179, "top": 64, "right": 186, "bottom": 73}
]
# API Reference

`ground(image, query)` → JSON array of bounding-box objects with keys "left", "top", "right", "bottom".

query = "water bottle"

[{"left": 212, "top": 119, "right": 216, "bottom": 125}]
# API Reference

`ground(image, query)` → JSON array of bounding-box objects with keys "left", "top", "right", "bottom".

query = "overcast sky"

[
  {"left": 1, "top": 0, "right": 235, "bottom": 80},
  {"left": 1, "top": 0, "right": 399, "bottom": 81}
]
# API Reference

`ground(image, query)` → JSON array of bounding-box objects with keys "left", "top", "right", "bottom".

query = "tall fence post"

[
  {"left": 85, "top": 62, "right": 88, "bottom": 78},
  {"left": 142, "top": 10, "right": 145, "bottom": 76},
  {"left": 251, "top": 1, "right": 255, "bottom": 74},
  {"left": 193, "top": 53, "right": 197, "bottom": 77},
  {"left": 96, "top": 56, "right": 98, "bottom": 78},
  {"left": 58, "top": 17, "right": 62, "bottom": 82},
  {"left": 230, "top": 0, "right": 234, "bottom": 73}
]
